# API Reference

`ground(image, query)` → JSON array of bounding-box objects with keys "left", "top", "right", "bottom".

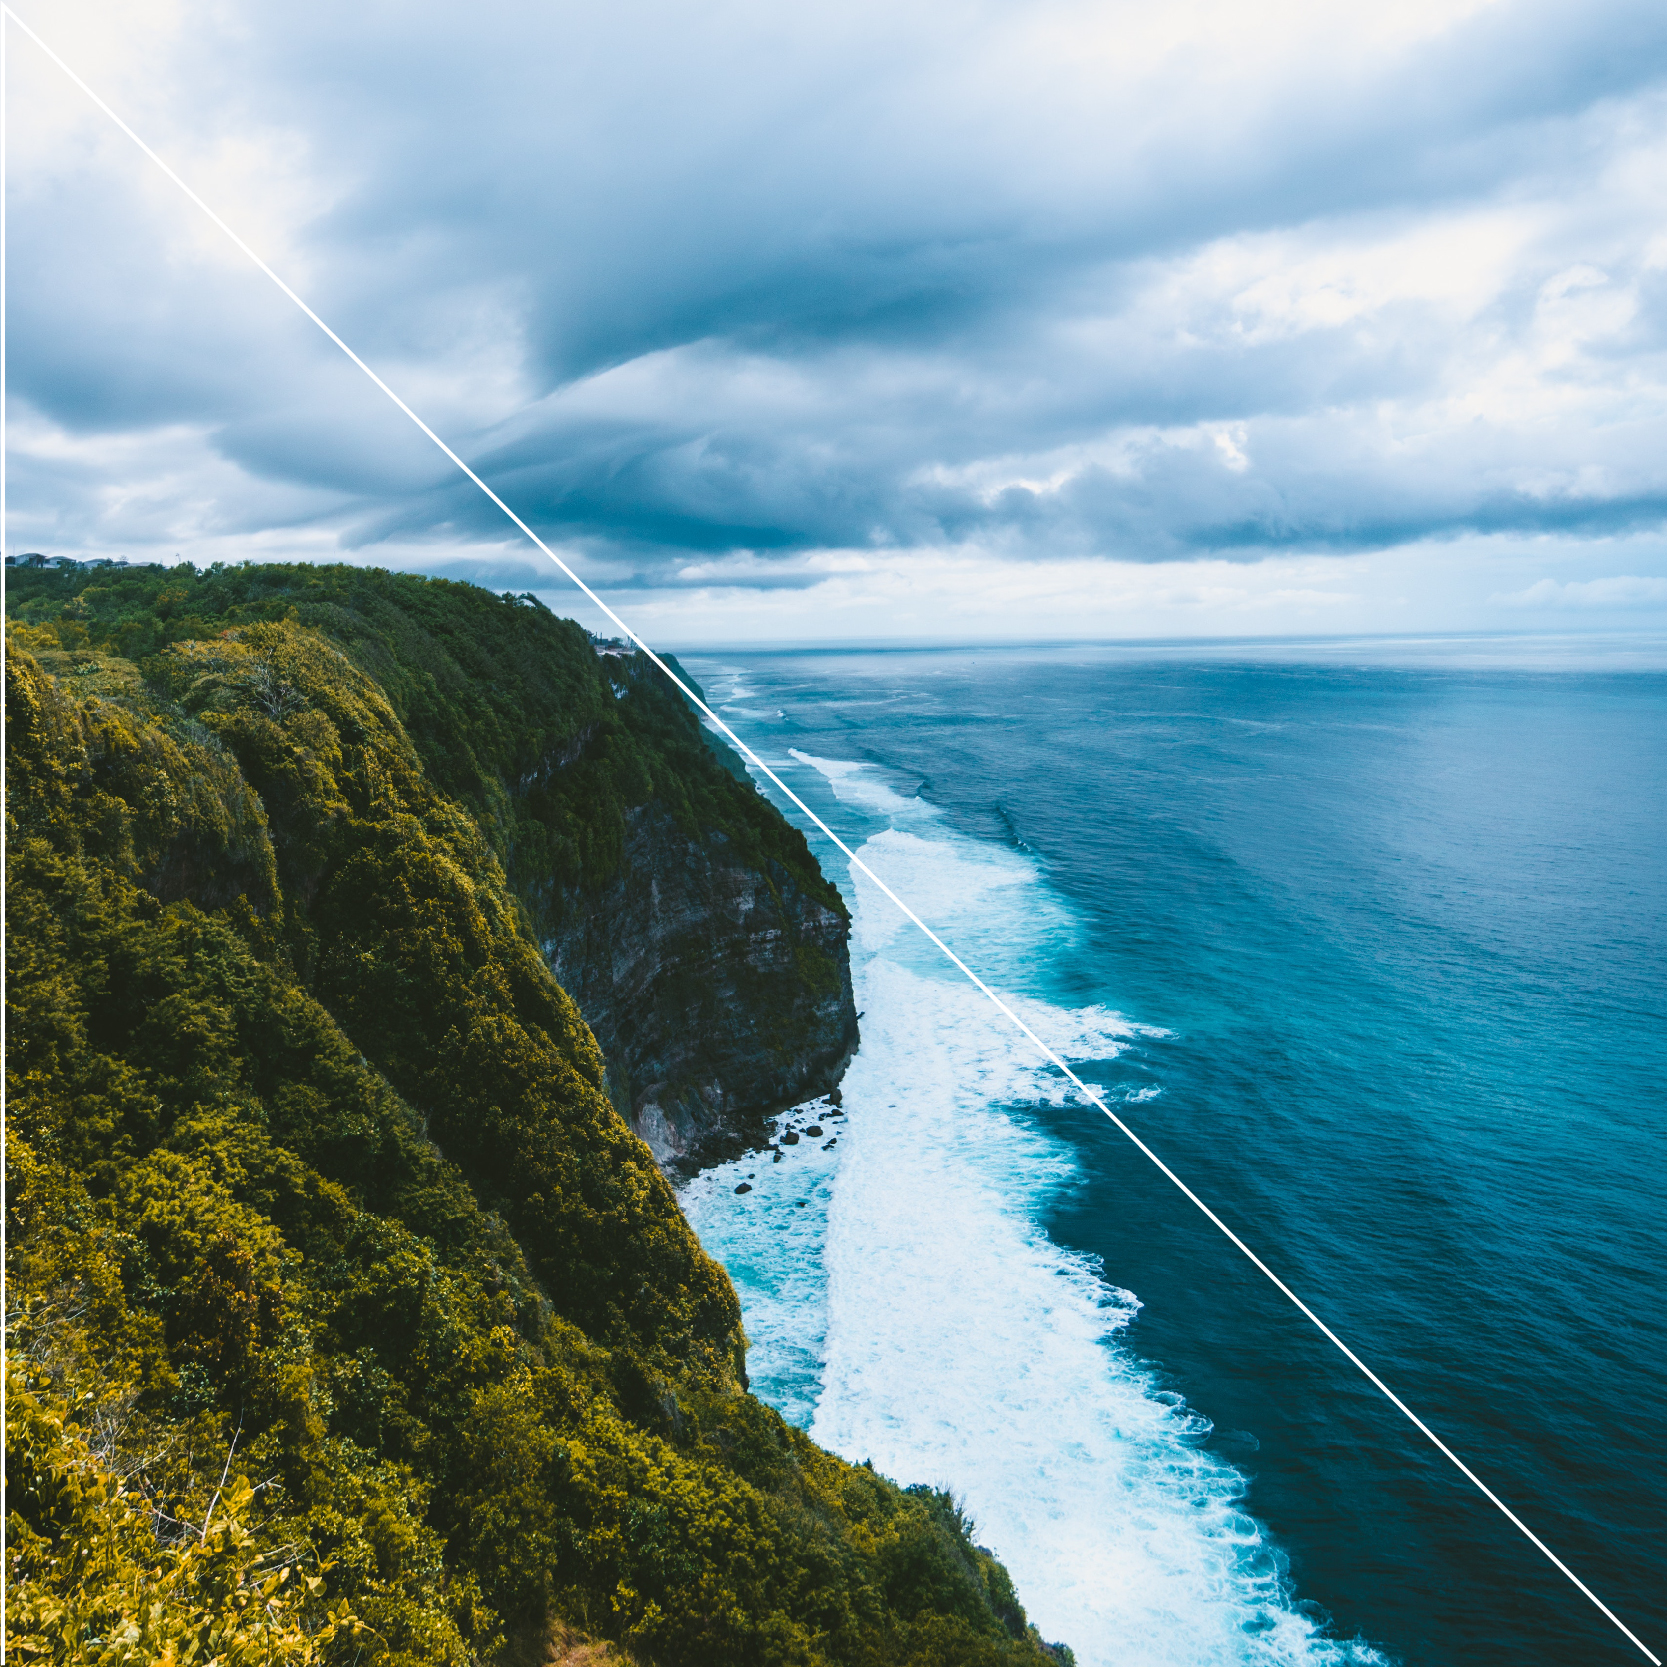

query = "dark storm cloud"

[
  {"left": 11, "top": 0, "right": 1667, "bottom": 576},
  {"left": 233, "top": 0, "right": 1667, "bottom": 376}
]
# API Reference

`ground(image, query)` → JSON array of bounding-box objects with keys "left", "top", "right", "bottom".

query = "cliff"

[
  {"left": 3, "top": 561, "right": 1072, "bottom": 1667},
  {"left": 545, "top": 654, "right": 857, "bottom": 1171}
]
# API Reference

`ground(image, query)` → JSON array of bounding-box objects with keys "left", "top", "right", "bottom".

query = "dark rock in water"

[
  {"left": 772, "top": 1149, "right": 783, "bottom": 1162},
  {"left": 782, "top": 1130, "right": 800, "bottom": 1145},
  {"left": 734, "top": 1182, "right": 752, "bottom": 1194},
  {"left": 824, "top": 1138, "right": 837, "bottom": 1149},
  {"left": 828, "top": 1088, "right": 843, "bottom": 1105},
  {"left": 805, "top": 1125, "right": 823, "bottom": 1138}
]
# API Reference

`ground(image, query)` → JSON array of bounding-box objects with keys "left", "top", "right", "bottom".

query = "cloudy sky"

[{"left": 7, "top": 0, "right": 1667, "bottom": 642}]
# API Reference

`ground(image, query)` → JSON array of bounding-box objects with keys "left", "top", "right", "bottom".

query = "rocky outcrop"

[{"left": 544, "top": 796, "right": 858, "bottom": 1175}]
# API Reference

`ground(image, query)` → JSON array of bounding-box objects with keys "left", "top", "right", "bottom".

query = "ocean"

[{"left": 675, "top": 637, "right": 1667, "bottom": 1667}]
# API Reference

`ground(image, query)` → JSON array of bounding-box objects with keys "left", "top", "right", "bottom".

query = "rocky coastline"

[
  {"left": 515, "top": 648, "right": 859, "bottom": 1173},
  {"left": 544, "top": 794, "right": 859, "bottom": 1174}
]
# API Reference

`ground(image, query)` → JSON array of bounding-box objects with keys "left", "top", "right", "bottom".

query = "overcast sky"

[{"left": 7, "top": 0, "right": 1667, "bottom": 643}]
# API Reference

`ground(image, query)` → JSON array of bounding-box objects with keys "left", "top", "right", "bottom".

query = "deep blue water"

[{"left": 678, "top": 640, "right": 1666, "bottom": 1667}]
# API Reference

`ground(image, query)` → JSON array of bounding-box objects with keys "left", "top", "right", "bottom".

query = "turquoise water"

[{"left": 678, "top": 639, "right": 1666, "bottom": 1667}]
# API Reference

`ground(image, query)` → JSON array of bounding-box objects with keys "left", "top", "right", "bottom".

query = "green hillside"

[{"left": 3, "top": 561, "right": 1071, "bottom": 1667}]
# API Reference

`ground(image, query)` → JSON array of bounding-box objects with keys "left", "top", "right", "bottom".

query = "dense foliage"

[
  {"left": 3, "top": 560, "right": 842, "bottom": 937},
  {"left": 5, "top": 563, "right": 1070, "bottom": 1667}
]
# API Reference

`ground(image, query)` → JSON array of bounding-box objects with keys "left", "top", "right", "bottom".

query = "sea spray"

[{"left": 684, "top": 749, "right": 1390, "bottom": 1667}]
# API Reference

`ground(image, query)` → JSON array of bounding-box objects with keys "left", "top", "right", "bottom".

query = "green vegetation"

[
  {"left": 3, "top": 561, "right": 843, "bottom": 939},
  {"left": 5, "top": 562, "right": 1070, "bottom": 1667}
]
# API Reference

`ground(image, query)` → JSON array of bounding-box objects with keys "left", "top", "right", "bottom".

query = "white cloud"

[
  {"left": 6, "top": 0, "right": 1667, "bottom": 639},
  {"left": 1495, "top": 574, "right": 1667, "bottom": 608}
]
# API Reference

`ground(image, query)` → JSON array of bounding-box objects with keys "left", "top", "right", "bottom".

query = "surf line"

[{"left": 13, "top": 12, "right": 1655, "bottom": 1661}]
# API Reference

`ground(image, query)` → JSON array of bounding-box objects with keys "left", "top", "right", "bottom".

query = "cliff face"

[
  {"left": 531, "top": 652, "right": 856, "bottom": 1170},
  {"left": 547, "top": 792, "right": 858, "bottom": 1171}
]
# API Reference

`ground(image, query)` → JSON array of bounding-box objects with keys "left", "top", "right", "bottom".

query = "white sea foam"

[
  {"left": 789, "top": 746, "right": 928, "bottom": 821},
  {"left": 681, "top": 1101, "right": 844, "bottom": 1428},
  {"left": 701, "top": 664, "right": 757, "bottom": 704},
  {"left": 684, "top": 753, "right": 1389, "bottom": 1667}
]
